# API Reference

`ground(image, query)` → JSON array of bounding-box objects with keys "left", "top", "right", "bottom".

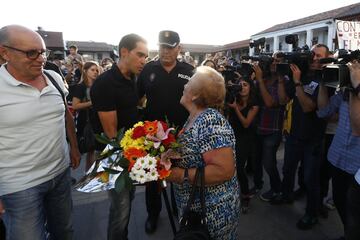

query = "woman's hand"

[
  {"left": 0, "top": 199, "right": 5, "bottom": 218},
  {"left": 227, "top": 100, "right": 237, "bottom": 109},
  {"left": 167, "top": 167, "right": 185, "bottom": 184}
]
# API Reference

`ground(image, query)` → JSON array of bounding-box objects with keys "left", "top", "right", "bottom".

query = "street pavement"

[{"left": 71, "top": 143, "right": 343, "bottom": 240}]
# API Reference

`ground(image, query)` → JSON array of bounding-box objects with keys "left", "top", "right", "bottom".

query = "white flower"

[
  {"left": 148, "top": 169, "right": 159, "bottom": 181},
  {"left": 147, "top": 156, "right": 157, "bottom": 170},
  {"left": 134, "top": 169, "right": 147, "bottom": 184}
]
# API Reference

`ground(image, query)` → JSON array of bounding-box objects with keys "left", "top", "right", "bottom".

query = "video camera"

[
  {"left": 220, "top": 60, "right": 244, "bottom": 104},
  {"left": 319, "top": 49, "right": 360, "bottom": 88},
  {"left": 275, "top": 34, "right": 313, "bottom": 83}
]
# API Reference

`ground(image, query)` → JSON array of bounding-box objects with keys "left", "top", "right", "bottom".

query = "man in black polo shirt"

[
  {"left": 276, "top": 44, "right": 328, "bottom": 230},
  {"left": 137, "top": 30, "right": 194, "bottom": 233},
  {"left": 90, "top": 33, "right": 148, "bottom": 240}
]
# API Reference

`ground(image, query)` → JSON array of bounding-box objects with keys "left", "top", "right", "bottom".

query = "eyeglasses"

[{"left": 2, "top": 45, "right": 50, "bottom": 60}]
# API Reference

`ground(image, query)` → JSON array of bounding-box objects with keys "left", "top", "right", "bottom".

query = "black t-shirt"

[
  {"left": 137, "top": 60, "right": 194, "bottom": 128},
  {"left": 90, "top": 64, "right": 139, "bottom": 133},
  {"left": 72, "top": 83, "right": 100, "bottom": 136},
  {"left": 287, "top": 80, "right": 326, "bottom": 140},
  {"left": 228, "top": 101, "right": 259, "bottom": 138}
]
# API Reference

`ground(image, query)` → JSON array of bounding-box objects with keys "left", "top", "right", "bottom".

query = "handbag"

[
  {"left": 174, "top": 167, "right": 211, "bottom": 240},
  {"left": 78, "top": 110, "right": 95, "bottom": 154}
]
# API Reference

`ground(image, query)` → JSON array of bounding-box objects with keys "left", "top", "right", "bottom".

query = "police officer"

[{"left": 137, "top": 30, "right": 194, "bottom": 234}]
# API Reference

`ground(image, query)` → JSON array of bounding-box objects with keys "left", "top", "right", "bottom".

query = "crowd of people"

[{"left": 0, "top": 24, "right": 360, "bottom": 240}]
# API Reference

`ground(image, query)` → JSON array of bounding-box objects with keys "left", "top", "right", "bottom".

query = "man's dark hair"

[
  {"left": 69, "top": 45, "right": 78, "bottom": 50},
  {"left": 118, "top": 34, "right": 146, "bottom": 57},
  {"left": 0, "top": 26, "right": 10, "bottom": 45},
  {"left": 312, "top": 43, "right": 330, "bottom": 56}
]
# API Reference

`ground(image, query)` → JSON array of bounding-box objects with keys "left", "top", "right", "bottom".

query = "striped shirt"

[{"left": 317, "top": 92, "right": 360, "bottom": 174}]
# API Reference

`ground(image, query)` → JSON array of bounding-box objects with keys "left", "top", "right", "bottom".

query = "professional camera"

[
  {"left": 320, "top": 49, "right": 360, "bottom": 88},
  {"left": 275, "top": 34, "right": 313, "bottom": 83},
  {"left": 220, "top": 61, "right": 243, "bottom": 104},
  {"left": 241, "top": 54, "right": 273, "bottom": 79}
]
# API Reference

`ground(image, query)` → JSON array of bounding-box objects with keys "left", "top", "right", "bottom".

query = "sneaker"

[
  {"left": 296, "top": 215, "right": 318, "bottom": 230},
  {"left": 260, "top": 190, "right": 278, "bottom": 202}
]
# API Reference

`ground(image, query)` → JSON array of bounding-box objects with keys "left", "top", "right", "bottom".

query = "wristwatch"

[
  {"left": 294, "top": 82, "right": 302, "bottom": 88},
  {"left": 183, "top": 168, "right": 189, "bottom": 184}
]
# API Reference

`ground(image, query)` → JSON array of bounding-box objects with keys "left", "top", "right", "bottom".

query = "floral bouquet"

[{"left": 75, "top": 120, "right": 181, "bottom": 193}]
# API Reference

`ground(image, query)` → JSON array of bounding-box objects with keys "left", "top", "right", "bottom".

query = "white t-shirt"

[{"left": 0, "top": 65, "right": 70, "bottom": 196}]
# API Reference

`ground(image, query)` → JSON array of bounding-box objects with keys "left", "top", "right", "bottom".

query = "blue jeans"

[
  {"left": 1, "top": 168, "right": 73, "bottom": 240},
  {"left": 282, "top": 135, "right": 322, "bottom": 217},
  {"left": 258, "top": 131, "right": 282, "bottom": 193},
  {"left": 107, "top": 188, "right": 135, "bottom": 240}
]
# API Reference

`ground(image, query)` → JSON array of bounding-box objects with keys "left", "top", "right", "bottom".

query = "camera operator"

[
  {"left": 253, "top": 52, "right": 287, "bottom": 202},
  {"left": 342, "top": 61, "right": 360, "bottom": 240},
  {"left": 317, "top": 52, "right": 360, "bottom": 238},
  {"left": 227, "top": 72, "right": 259, "bottom": 213},
  {"left": 276, "top": 44, "right": 328, "bottom": 230}
]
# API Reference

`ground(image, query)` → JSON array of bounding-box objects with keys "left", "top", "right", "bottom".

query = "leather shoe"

[
  {"left": 145, "top": 217, "right": 157, "bottom": 234},
  {"left": 296, "top": 215, "right": 318, "bottom": 230}
]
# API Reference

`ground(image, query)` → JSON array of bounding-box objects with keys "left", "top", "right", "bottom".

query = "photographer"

[
  {"left": 277, "top": 44, "right": 327, "bottom": 230},
  {"left": 253, "top": 52, "right": 286, "bottom": 202},
  {"left": 343, "top": 61, "right": 360, "bottom": 240},
  {"left": 317, "top": 56, "right": 360, "bottom": 238},
  {"left": 227, "top": 74, "right": 259, "bottom": 213}
]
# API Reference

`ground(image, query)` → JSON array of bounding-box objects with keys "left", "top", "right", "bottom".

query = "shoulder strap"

[
  {"left": 44, "top": 71, "right": 67, "bottom": 109},
  {"left": 182, "top": 167, "right": 207, "bottom": 222}
]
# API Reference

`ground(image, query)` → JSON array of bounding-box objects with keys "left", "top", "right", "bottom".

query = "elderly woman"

[{"left": 168, "top": 66, "right": 240, "bottom": 240}]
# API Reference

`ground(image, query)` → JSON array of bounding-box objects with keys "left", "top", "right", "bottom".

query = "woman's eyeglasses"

[{"left": 2, "top": 45, "right": 50, "bottom": 60}]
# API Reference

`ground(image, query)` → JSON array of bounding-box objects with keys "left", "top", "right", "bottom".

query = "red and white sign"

[{"left": 336, "top": 20, "right": 360, "bottom": 50}]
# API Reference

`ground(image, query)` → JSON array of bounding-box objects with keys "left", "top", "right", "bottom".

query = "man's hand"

[
  {"left": 70, "top": 146, "right": 81, "bottom": 169},
  {"left": 348, "top": 61, "right": 360, "bottom": 89},
  {"left": 290, "top": 64, "right": 301, "bottom": 83},
  {"left": 0, "top": 199, "right": 5, "bottom": 218}
]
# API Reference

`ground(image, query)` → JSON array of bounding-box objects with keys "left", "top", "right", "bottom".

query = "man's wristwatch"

[
  {"left": 294, "top": 82, "right": 302, "bottom": 88},
  {"left": 183, "top": 168, "right": 189, "bottom": 184}
]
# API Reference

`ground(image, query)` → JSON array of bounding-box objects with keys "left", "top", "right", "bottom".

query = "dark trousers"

[
  {"left": 235, "top": 134, "right": 261, "bottom": 195},
  {"left": 0, "top": 219, "right": 5, "bottom": 240},
  {"left": 346, "top": 178, "right": 360, "bottom": 240},
  {"left": 330, "top": 164, "right": 353, "bottom": 233},
  {"left": 320, "top": 134, "right": 334, "bottom": 200},
  {"left": 282, "top": 135, "right": 322, "bottom": 217},
  {"left": 258, "top": 131, "right": 282, "bottom": 193},
  {"left": 145, "top": 181, "right": 162, "bottom": 219}
]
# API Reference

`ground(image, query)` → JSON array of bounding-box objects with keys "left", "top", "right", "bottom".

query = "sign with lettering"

[{"left": 336, "top": 20, "right": 360, "bottom": 50}]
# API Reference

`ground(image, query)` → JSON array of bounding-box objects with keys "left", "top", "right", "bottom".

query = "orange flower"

[
  {"left": 128, "top": 159, "right": 136, "bottom": 171},
  {"left": 144, "top": 121, "right": 158, "bottom": 135},
  {"left": 124, "top": 147, "right": 147, "bottom": 162},
  {"left": 157, "top": 164, "right": 171, "bottom": 179}
]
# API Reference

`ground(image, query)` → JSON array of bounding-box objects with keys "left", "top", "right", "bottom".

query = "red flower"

[
  {"left": 132, "top": 126, "right": 145, "bottom": 139},
  {"left": 160, "top": 121, "right": 168, "bottom": 131},
  {"left": 162, "top": 133, "right": 176, "bottom": 147},
  {"left": 157, "top": 164, "right": 171, "bottom": 179}
]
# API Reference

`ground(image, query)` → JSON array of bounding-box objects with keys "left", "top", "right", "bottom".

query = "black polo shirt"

[
  {"left": 90, "top": 64, "right": 139, "bottom": 133},
  {"left": 137, "top": 60, "right": 194, "bottom": 128},
  {"left": 287, "top": 80, "right": 325, "bottom": 140}
]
